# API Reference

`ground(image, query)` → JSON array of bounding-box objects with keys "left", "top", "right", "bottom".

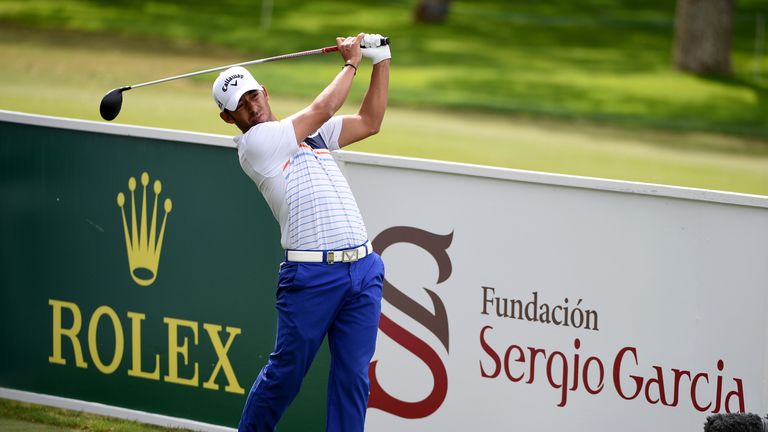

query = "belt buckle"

[
  {"left": 342, "top": 249, "right": 359, "bottom": 263},
  {"left": 326, "top": 248, "right": 360, "bottom": 264}
]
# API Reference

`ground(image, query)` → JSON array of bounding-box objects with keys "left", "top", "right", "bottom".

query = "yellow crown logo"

[{"left": 116, "top": 172, "right": 172, "bottom": 286}]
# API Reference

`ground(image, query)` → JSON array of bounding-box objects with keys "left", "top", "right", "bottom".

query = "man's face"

[{"left": 221, "top": 89, "right": 273, "bottom": 133}]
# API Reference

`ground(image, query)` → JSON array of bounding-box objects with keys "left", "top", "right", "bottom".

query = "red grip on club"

[{"left": 321, "top": 37, "right": 390, "bottom": 53}]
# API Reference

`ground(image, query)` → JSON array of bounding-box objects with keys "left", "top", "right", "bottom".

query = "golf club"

[{"left": 99, "top": 37, "right": 390, "bottom": 121}]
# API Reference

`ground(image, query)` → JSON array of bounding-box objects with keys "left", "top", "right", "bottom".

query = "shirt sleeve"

[
  {"left": 237, "top": 119, "right": 298, "bottom": 177},
  {"left": 317, "top": 116, "right": 343, "bottom": 151}
]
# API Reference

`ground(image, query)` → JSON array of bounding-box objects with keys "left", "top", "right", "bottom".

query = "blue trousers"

[{"left": 239, "top": 252, "right": 384, "bottom": 432}]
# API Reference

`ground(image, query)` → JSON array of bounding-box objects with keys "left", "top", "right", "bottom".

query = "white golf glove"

[{"left": 361, "top": 33, "right": 391, "bottom": 64}]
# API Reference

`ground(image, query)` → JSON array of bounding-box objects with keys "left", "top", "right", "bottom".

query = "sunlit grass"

[
  {"left": 0, "top": 398, "right": 190, "bottom": 432},
  {"left": 0, "top": 14, "right": 766, "bottom": 196},
  {"left": 0, "top": 0, "right": 767, "bottom": 137}
]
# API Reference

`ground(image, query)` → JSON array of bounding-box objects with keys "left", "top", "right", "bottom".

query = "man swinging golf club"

[{"left": 213, "top": 33, "right": 390, "bottom": 432}]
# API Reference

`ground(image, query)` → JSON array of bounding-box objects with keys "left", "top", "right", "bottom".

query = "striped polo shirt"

[{"left": 235, "top": 117, "right": 368, "bottom": 251}]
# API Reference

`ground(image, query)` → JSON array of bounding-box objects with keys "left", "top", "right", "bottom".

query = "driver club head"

[{"left": 99, "top": 87, "right": 129, "bottom": 121}]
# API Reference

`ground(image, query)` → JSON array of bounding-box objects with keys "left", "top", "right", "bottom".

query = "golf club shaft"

[{"left": 130, "top": 46, "right": 339, "bottom": 90}]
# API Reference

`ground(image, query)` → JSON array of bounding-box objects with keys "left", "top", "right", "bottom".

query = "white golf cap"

[{"left": 212, "top": 66, "right": 263, "bottom": 112}]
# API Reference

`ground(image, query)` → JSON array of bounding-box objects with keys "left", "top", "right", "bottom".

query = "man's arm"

[
  {"left": 338, "top": 59, "right": 390, "bottom": 148},
  {"left": 288, "top": 34, "right": 363, "bottom": 144}
]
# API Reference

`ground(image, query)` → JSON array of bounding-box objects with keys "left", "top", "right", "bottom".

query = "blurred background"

[{"left": 0, "top": 0, "right": 766, "bottom": 195}]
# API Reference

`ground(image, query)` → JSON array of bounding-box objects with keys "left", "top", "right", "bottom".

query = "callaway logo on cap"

[
  {"left": 221, "top": 74, "right": 242, "bottom": 92},
  {"left": 212, "top": 66, "right": 263, "bottom": 112}
]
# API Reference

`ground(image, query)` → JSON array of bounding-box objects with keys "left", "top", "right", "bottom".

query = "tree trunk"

[
  {"left": 673, "top": 0, "right": 735, "bottom": 75},
  {"left": 414, "top": 0, "right": 451, "bottom": 23}
]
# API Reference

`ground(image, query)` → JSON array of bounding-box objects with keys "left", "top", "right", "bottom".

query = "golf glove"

[{"left": 361, "top": 33, "right": 391, "bottom": 64}]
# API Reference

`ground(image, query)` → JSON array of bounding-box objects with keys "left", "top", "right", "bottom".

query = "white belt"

[{"left": 286, "top": 241, "right": 372, "bottom": 264}]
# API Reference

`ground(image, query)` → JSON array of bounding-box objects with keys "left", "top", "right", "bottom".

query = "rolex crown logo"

[{"left": 116, "top": 172, "right": 172, "bottom": 286}]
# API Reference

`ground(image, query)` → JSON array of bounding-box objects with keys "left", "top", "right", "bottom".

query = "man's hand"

[
  {"left": 336, "top": 33, "right": 364, "bottom": 67},
  {"left": 361, "top": 33, "right": 391, "bottom": 64}
]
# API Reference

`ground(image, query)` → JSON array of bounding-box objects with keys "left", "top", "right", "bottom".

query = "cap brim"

[{"left": 222, "top": 83, "right": 263, "bottom": 112}]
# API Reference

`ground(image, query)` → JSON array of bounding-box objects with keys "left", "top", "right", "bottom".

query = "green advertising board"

[{"left": 0, "top": 113, "right": 330, "bottom": 429}]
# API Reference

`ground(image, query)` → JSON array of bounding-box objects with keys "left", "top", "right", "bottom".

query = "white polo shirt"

[{"left": 234, "top": 117, "right": 368, "bottom": 251}]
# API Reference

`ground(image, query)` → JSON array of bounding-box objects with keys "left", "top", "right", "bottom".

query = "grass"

[
  {"left": 0, "top": 24, "right": 767, "bottom": 196},
  {"left": 0, "top": 398, "right": 189, "bottom": 431},
  {"left": 0, "top": 0, "right": 767, "bottom": 137}
]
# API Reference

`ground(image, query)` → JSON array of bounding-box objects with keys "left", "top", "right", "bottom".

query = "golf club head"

[{"left": 99, "top": 87, "right": 129, "bottom": 121}]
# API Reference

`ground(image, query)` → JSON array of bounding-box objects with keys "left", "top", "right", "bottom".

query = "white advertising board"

[
  {"left": 334, "top": 152, "right": 768, "bottom": 432},
  {"left": 3, "top": 111, "right": 768, "bottom": 431}
]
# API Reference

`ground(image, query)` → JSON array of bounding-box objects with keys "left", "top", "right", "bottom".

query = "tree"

[
  {"left": 673, "top": 0, "right": 735, "bottom": 75},
  {"left": 414, "top": 0, "right": 451, "bottom": 23}
]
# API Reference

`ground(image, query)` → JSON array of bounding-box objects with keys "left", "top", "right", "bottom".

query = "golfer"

[{"left": 213, "top": 33, "right": 390, "bottom": 432}]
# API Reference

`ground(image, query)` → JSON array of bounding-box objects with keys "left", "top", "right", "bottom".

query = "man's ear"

[
  {"left": 262, "top": 86, "right": 269, "bottom": 100},
  {"left": 219, "top": 111, "right": 235, "bottom": 124}
]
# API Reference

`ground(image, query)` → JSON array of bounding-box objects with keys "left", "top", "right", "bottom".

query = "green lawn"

[
  {"left": 1, "top": 0, "right": 767, "bottom": 137},
  {"left": 0, "top": 24, "right": 766, "bottom": 195},
  {"left": 0, "top": 398, "right": 189, "bottom": 432}
]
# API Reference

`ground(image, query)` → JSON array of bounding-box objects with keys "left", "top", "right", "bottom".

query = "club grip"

[{"left": 321, "top": 37, "right": 391, "bottom": 54}]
